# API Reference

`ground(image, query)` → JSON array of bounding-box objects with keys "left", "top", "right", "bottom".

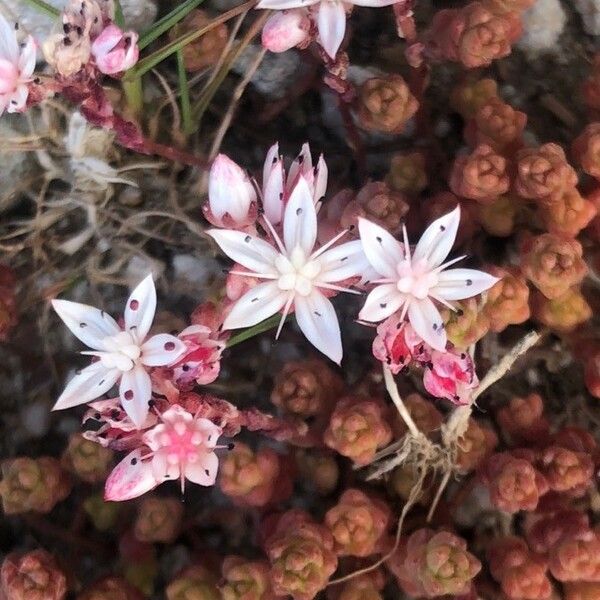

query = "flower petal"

[
  {"left": 263, "top": 159, "right": 285, "bottom": 225},
  {"left": 357, "top": 218, "right": 404, "bottom": 278},
  {"left": 150, "top": 450, "right": 179, "bottom": 482},
  {"left": 412, "top": 206, "right": 460, "bottom": 269},
  {"left": 223, "top": 281, "right": 288, "bottom": 330},
  {"left": 104, "top": 450, "right": 158, "bottom": 501},
  {"left": 287, "top": 143, "right": 313, "bottom": 193},
  {"left": 0, "top": 14, "right": 19, "bottom": 64},
  {"left": 185, "top": 452, "right": 219, "bottom": 486},
  {"left": 314, "top": 154, "right": 328, "bottom": 203},
  {"left": 124, "top": 275, "right": 157, "bottom": 343},
  {"left": 141, "top": 333, "right": 187, "bottom": 366},
  {"left": 257, "top": 0, "right": 318, "bottom": 8},
  {"left": 207, "top": 229, "right": 278, "bottom": 274},
  {"left": 18, "top": 36, "right": 36, "bottom": 77},
  {"left": 351, "top": 0, "right": 399, "bottom": 5},
  {"left": 52, "top": 299, "right": 120, "bottom": 350},
  {"left": 119, "top": 366, "right": 152, "bottom": 428},
  {"left": 318, "top": 0, "right": 347, "bottom": 59},
  {"left": 434, "top": 268, "right": 500, "bottom": 301},
  {"left": 407, "top": 297, "right": 446, "bottom": 352},
  {"left": 358, "top": 283, "right": 405, "bottom": 323},
  {"left": 283, "top": 177, "right": 317, "bottom": 254},
  {"left": 294, "top": 290, "right": 343, "bottom": 364},
  {"left": 53, "top": 362, "right": 120, "bottom": 410},
  {"left": 318, "top": 239, "right": 370, "bottom": 282}
]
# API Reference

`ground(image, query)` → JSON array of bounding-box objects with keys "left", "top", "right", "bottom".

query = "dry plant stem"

[
  {"left": 383, "top": 363, "right": 420, "bottom": 437},
  {"left": 208, "top": 47, "right": 267, "bottom": 161},
  {"left": 328, "top": 467, "right": 427, "bottom": 586},
  {"left": 426, "top": 470, "right": 450, "bottom": 522}
]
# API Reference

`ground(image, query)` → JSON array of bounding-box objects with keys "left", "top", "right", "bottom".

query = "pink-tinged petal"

[
  {"left": 263, "top": 159, "right": 285, "bottom": 225},
  {"left": 161, "top": 404, "right": 194, "bottom": 425},
  {"left": 283, "top": 177, "right": 317, "bottom": 254},
  {"left": 350, "top": 0, "right": 398, "bottom": 5},
  {"left": 294, "top": 290, "right": 343, "bottom": 364},
  {"left": 257, "top": 0, "right": 319, "bottom": 10},
  {"left": 314, "top": 154, "right": 328, "bottom": 203},
  {"left": 263, "top": 142, "right": 280, "bottom": 185},
  {"left": 185, "top": 452, "right": 219, "bottom": 486},
  {"left": 209, "top": 154, "right": 257, "bottom": 222},
  {"left": 119, "top": 366, "right": 152, "bottom": 428},
  {"left": 407, "top": 297, "right": 446, "bottom": 352},
  {"left": 0, "top": 57, "right": 18, "bottom": 94},
  {"left": 53, "top": 362, "right": 120, "bottom": 411},
  {"left": 262, "top": 10, "right": 310, "bottom": 54},
  {"left": 206, "top": 229, "right": 278, "bottom": 274},
  {"left": 287, "top": 143, "right": 313, "bottom": 193},
  {"left": 18, "top": 37, "right": 36, "bottom": 78},
  {"left": 194, "top": 419, "right": 222, "bottom": 449},
  {"left": 434, "top": 268, "right": 500, "bottom": 301},
  {"left": 124, "top": 274, "right": 156, "bottom": 343},
  {"left": 52, "top": 299, "right": 120, "bottom": 350},
  {"left": 223, "top": 281, "right": 288, "bottom": 329},
  {"left": 0, "top": 14, "right": 19, "bottom": 63},
  {"left": 358, "top": 283, "right": 404, "bottom": 323},
  {"left": 318, "top": 239, "right": 370, "bottom": 282},
  {"left": 150, "top": 450, "right": 179, "bottom": 482},
  {"left": 412, "top": 206, "right": 461, "bottom": 269},
  {"left": 6, "top": 84, "right": 28, "bottom": 113},
  {"left": 358, "top": 217, "right": 404, "bottom": 278},
  {"left": 104, "top": 450, "right": 157, "bottom": 501},
  {"left": 140, "top": 333, "right": 187, "bottom": 367},
  {"left": 318, "top": 0, "right": 347, "bottom": 59},
  {"left": 91, "top": 24, "right": 122, "bottom": 56}
]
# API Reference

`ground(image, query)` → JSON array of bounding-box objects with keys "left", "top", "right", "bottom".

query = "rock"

[
  {"left": 516, "top": 0, "right": 567, "bottom": 55},
  {"left": 0, "top": 117, "right": 36, "bottom": 199},
  {"left": 574, "top": 0, "right": 600, "bottom": 36},
  {"left": 4, "top": 0, "right": 157, "bottom": 43}
]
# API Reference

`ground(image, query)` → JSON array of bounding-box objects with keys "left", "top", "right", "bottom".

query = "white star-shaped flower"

[
  {"left": 52, "top": 275, "right": 187, "bottom": 427},
  {"left": 207, "top": 177, "right": 369, "bottom": 363},
  {"left": 0, "top": 14, "right": 36, "bottom": 115},
  {"left": 358, "top": 207, "right": 499, "bottom": 351},
  {"left": 256, "top": 0, "right": 399, "bottom": 59}
]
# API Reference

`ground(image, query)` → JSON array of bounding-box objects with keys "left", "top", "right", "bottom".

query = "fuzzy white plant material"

[
  {"left": 517, "top": 0, "right": 567, "bottom": 54},
  {"left": 574, "top": 0, "right": 600, "bottom": 36}
]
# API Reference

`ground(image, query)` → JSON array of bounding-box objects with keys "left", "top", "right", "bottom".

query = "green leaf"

[
  {"left": 176, "top": 50, "right": 193, "bottom": 134},
  {"left": 226, "top": 314, "right": 287, "bottom": 348},
  {"left": 24, "top": 0, "right": 60, "bottom": 18}
]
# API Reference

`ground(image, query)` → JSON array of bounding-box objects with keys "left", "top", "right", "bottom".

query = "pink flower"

[
  {"left": 0, "top": 14, "right": 35, "bottom": 115},
  {"left": 104, "top": 405, "right": 223, "bottom": 500},
  {"left": 423, "top": 349, "right": 478, "bottom": 405},
  {"left": 91, "top": 24, "right": 139, "bottom": 75},
  {"left": 204, "top": 154, "right": 258, "bottom": 228},
  {"left": 372, "top": 315, "right": 429, "bottom": 373},
  {"left": 262, "top": 9, "right": 311, "bottom": 53}
]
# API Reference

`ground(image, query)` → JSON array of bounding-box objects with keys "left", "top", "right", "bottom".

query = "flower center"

[
  {"left": 160, "top": 421, "right": 205, "bottom": 465},
  {"left": 275, "top": 246, "right": 321, "bottom": 297},
  {"left": 99, "top": 330, "right": 141, "bottom": 371},
  {"left": 396, "top": 258, "right": 438, "bottom": 300}
]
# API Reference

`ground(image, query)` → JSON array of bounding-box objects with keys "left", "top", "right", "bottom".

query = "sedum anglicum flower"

[
  {"left": 52, "top": 275, "right": 186, "bottom": 427},
  {"left": 208, "top": 177, "right": 369, "bottom": 363},
  {"left": 256, "top": 0, "right": 399, "bottom": 59},
  {"left": 358, "top": 207, "right": 498, "bottom": 351},
  {"left": 104, "top": 405, "right": 223, "bottom": 500},
  {"left": 0, "top": 14, "right": 36, "bottom": 115}
]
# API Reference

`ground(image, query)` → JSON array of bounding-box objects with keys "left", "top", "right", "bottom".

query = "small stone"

[{"left": 517, "top": 0, "right": 567, "bottom": 55}]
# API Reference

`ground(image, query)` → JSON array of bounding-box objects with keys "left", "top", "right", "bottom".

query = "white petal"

[
  {"left": 119, "top": 366, "right": 152, "bottom": 428},
  {"left": 263, "top": 142, "right": 280, "bottom": 185},
  {"left": 350, "top": 0, "right": 398, "bottom": 5},
  {"left": 412, "top": 207, "right": 460, "bottom": 269},
  {"left": 0, "top": 14, "right": 19, "bottom": 63},
  {"left": 283, "top": 177, "right": 317, "bottom": 254},
  {"left": 287, "top": 143, "right": 313, "bottom": 193},
  {"left": 151, "top": 451, "right": 179, "bottom": 482},
  {"left": 407, "top": 298, "right": 446, "bottom": 352},
  {"left": 18, "top": 36, "right": 36, "bottom": 77},
  {"left": 257, "top": 0, "right": 318, "bottom": 8},
  {"left": 141, "top": 334, "right": 187, "bottom": 366},
  {"left": 208, "top": 154, "right": 255, "bottom": 221},
  {"left": 207, "top": 229, "right": 278, "bottom": 274},
  {"left": 357, "top": 218, "right": 404, "bottom": 278},
  {"left": 104, "top": 450, "right": 158, "bottom": 501},
  {"left": 223, "top": 281, "right": 288, "bottom": 330},
  {"left": 53, "top": 362, "right": 120, "bottom": 410},
  {"left": 263, "top": 159, "right": 285, "bottom": 225},
  {"left": 185, "top": 452, "right": 219, "bottom": 486},
  {"left": 318, "top": 239, "right": 370, "bottom": 282},
  {"left": 124, "top": 275, "right": 157, "bottom": 343},
  {"left": 358, "top": 283, "right": 404, "bottom": 323},
  {"left": 52, "top": 299, "right": 120, "bottom": 350},
  {"left": 314, "top": 154, "right": 328, "bottom": 203},
  {"left": 434, "top": 268, "right": 500, "bottom": 301},
  {"left": 318, "top": 0, "right": 347, "bottom": 59},
  {"left": 295, "top": 291, "right": 343, "bottom": 364},
  {"left": 6, "top": 84, "right": 28, "bottom": 113}
]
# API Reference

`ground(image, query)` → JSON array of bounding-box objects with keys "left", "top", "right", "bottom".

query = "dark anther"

[
  {"left": 63, "top": 37, "right": 72, "bottom": 46},
  {"left": 376, "top": 236, "right": 382, "bottom": 243},
  {"left": 244, "top": 235, "right": 251, "bottom": 243},
  {"left": 440, "top": 225, "right": 446, "bottom": 231},
  {"left": 131, "top": 458, "right": 138, "bottom": 465},
  {"left": 380, "top": 303, "right": 387, "bottom": 308},
  {"left": 466, "top": 279, "right": 472, "bottom": 286},
  {"left": 456, "top": 309, "right": 464, "bottom": 317},
  {"left": 296, "top": 208, "right": 302, "bottom": 215},
  {"left": 227, "top": 443, "right": 235, "bottom": 450},
  {"left": 79, "top": 322, "right": 87, "bottom": 328},
  {"left": 460, "top": 353, "right": 466, "bottom": 359},
  {"left": 314, "top": 311, "right": 322, "bottom": 317}
]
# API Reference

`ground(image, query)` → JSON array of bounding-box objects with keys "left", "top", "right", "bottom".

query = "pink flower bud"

[
  {"left": 262, "top": 10, "right": 310, "bottom": 54},
  {"left": 91, "top": 25, "right": 139, "bottom": 75},
  {"left": 204, "top": 154, "right": 258, "bottom": 228}
]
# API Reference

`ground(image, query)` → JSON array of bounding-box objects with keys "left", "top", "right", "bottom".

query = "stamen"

[{"left": 310, "top": 227, "right": 352, "bottom": 260}]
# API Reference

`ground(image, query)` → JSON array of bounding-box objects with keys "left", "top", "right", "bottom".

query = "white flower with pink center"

[
  {"left": 0, "top": 14, "right": 35, "bottom": 115},
  {"left": 358, "top": 207, "right": 499, "bottom": 351},
  {"left": 52, "top": 275, "right": 187, "bottom": 427},
  {"left": 104, "top": 405, "right": 223, "bottom": 501}
]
